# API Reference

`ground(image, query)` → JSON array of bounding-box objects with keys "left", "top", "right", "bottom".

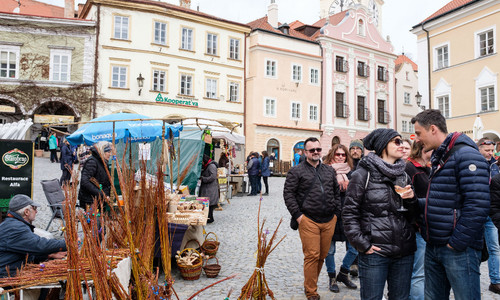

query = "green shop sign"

[
  {"left": 155, "top": 93, "right": 199, "bottom": 107},
  {"left": 2, "top": 148, "right": 29, "bottom": 170}
]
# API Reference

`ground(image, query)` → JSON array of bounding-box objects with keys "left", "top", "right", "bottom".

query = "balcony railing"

[
  {"left": 358, "top": 64, "right": 370, "bottom": 77},
  {"left": 378, "top": 110, "right": 391, "bottom": 124},
  {"left": 377, "top": 69, "right": 389, "bottom": 82},
  {"left": 335, "top": 59, "right": 349, "bottom": 73},
  {"left": 358, "top": 107, "right": 371, "bottom": 121},
  {"left": 336, "top": 103, "right": 349, "bottom": 118}
]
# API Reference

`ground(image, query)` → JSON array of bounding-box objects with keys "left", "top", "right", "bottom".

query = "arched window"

[{"left": 358, "top": 19, "right": 365, "bottom": 36}]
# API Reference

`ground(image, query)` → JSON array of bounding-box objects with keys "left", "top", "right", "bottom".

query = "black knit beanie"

[{"left": 363, "top": 128, "right": 400, "bottom": 156}]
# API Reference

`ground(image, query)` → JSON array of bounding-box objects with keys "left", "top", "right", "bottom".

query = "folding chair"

[{"left": 40, "top": 179, "right": 65, "bottom": 234}]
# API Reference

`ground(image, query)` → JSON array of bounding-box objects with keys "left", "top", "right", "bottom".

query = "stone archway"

[{"left": 0, "top": 95, "right": 26, "bottom": 124}]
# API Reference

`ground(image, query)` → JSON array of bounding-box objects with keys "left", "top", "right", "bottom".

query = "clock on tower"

[{"left": 328, "top": 0, "right": 356, "bottom": 15}]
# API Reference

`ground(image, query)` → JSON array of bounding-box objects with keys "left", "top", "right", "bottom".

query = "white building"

[{"left": 394, "top": 54, "right": 420, "bottom": 138}]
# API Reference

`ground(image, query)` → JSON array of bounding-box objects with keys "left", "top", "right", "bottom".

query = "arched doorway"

[
  {"left": 266, "top": 138, "right": 280, "bottom": 160},
  {"left": 0, "top": 97, "right": 25, "bottom": 124},
  {"left": 292, "top": 140, "right": 305, "bottom": 166}
]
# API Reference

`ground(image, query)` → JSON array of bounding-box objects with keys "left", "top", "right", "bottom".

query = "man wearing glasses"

[
  {"left": 411, "top": 109, "right": 490, "bottom": 300},
  {"left": 0, "top": 194, "right": 67, "bottom": 278},
  {"left": 284, "top": 137, "right": 341, "bottom": 300}
]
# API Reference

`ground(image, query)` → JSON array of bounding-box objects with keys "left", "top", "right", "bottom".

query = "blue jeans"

[
  {"left": 424, "top": 244, "right": 481, "bottom": 300},
  {"left": 325, "top": 240, "right": 358, "bottom": 275},
  {"left": 410, "top": 232, "right": 426, "bottom": 300},
  {"left": 485, "top": 217, "right": 500, "bottom": 284},
  {"left": 249, "top": 175, "right": 259, "bottom": 195},
  {"left": 358, "top": 253, "right": 414, "bottom": 300}
]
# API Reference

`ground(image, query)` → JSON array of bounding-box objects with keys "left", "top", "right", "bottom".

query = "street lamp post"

[{"left": 415, "top": 91, "right": 425, "bottom": 110}]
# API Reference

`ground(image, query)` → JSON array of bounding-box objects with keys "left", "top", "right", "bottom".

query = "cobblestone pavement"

[{"left": 31, "top": 157, "right": 500, "bottom": 299}]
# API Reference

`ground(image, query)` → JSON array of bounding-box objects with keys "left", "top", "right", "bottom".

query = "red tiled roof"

[
  {"left": 247, "top": 16, "right": 317, "bottom": 42},
  {"left": 0, "top": 0, "right": 64, "bottom": 17},
  {"left": 289, "top": 20, "right": 304, "bottom": 29},
  {"left": 312, "top": 10, "right": 348, "bottom": 28},
  {"left": 419, "top": 0, "right": 477, "bottom": 24},
  {"left": 395, "top": 54, "right": 418, "bottom": 72}
]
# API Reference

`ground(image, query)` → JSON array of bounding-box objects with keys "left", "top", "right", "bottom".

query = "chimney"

[
  {"left": 179, "top": 0, "right": 191, "bottom": 9},
  {"left": 64, "top": 0, "right": 75, "bottom": 18},
  {"left": 268, "top": 0, "right": 278, "bottom": 28}
]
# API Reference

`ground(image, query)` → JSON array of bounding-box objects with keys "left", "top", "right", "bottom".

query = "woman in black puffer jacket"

[
  {"left": 343, "top": 128, "right": 417, "bottom": 300},
  {"left": 78, "top": 142, "right": 112, "bottom": 208}
]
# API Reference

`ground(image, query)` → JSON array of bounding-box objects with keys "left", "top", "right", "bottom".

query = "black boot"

[
  {"left": 329, "top": 275, "right": 339, "bottom": 293},
  {"left": 350, "top": 264, "right": 359, "bottom": 277},
  {"left": 336, "top": 267, "right": 357, "bottom": 289}
]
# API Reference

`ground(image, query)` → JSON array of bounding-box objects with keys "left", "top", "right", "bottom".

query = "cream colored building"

[
  {"left": 245, "top": 3, "right": 322, "bottom": 162},
  {"left": 80, "top": 0, "right": 250, "bottom": 133},
  {"left": 395, "top": 54, "right": 420, "bottom": 139},
  {"left": 412, "top": 0, "right": 500, "bottom": 142}
]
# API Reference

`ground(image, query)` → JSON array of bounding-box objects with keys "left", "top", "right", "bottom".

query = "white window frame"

[
  {"left": 229, "top": 81, "right": 240, "bottom": 102},
  {"left": 403, "top": 92, "right": 411, "bottom": 104},
  {"left": 154, "top": 21, "right": 167, "bottom": 45},
  {"left": 152, "top": 69, "right": 166, "bottom": 92},
  {"left": 402, "top": 120, "right": 408, "bottom": 132},
  {"left": 434, "top": 42, "right": 450, "bottom": 70},
  {"left": 265, "top": 59, "right": 277, "bottom": 78},
  {"left": 113, "top": 15, "right": 129, "bottom": 40},
  {"left": 0, "top": 45, "right": 20, "bottom": 79},
  {"left": 479, "top": 86, "right": 495, "bottom": 112},
  {"left": 180, "top": 73, "right": 193, "bottom": 95},
  {"left": 409, "top": 122, "right": 415, "bottom": 133},
  {"left": 205, "top": 77, "right": 217, "bottom": 99},
  {"left": 181, "top": 27, "right": 193, "bottom": 51},
  {"left": 308, "top": 104, "right": 318, "bottom": 121},
  {"left": 111, "top": 65, "right": 128, "bottom": 88},
  {"left": 310, "top": 68, "right": 319, "bottom": 85},
  {"left": 437, "top": 95, "right": 450, "bottom": 118},
  {"left": 291, "top": 101, "right": 301, "bottom": 120},
  {"left": 264, "top": 97, "right": 277, "bottom": 117},
  {"left": 292, "top": 64, "right": 302, "bottom": 82},
  {"left": 475, "top": 26, "right": 496, "bottom": 58},
  {"left": 229, "top": 38, "right": 240, "bottom": 60},
  {"left": 475, "top": 67, "right": 498, "bottom": 113},
  {"left": 206, "top": 33, "right": 218, "bottom": 55},
  {"left": 49, "top": 49, "right": 72, "bottom": 82}
]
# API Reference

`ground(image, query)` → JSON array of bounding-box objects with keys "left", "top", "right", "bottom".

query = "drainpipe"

[
  {"left": 422, "top": 20, "right": 432, "bottom": 109},
  {"left": 92, "top": 4, "right": 101, "bottom": 118},
  {"left": 243, "top": 32, "right": 248, "bottom": 137},
  {"left": 318, "top": 42, "right": 323, "bottom": 132}
]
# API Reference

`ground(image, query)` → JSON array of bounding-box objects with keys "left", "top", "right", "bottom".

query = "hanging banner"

[{"left": 0, "top": 140, "right": 34, "bottom": 211}]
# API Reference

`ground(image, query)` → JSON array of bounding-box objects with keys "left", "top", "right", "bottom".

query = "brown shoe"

[
  {"left": 490, "top": 283, "right": 500, "bottom": 294},
  {"left": 307, "top": 296, "right": 320, "bottom": 300}
]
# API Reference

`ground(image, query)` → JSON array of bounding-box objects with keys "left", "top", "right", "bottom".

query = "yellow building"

[{"left": 411, "top": 0, "right": 500, "bottom": 142}]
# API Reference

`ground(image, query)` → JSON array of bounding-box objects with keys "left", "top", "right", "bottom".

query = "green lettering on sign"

[{"left": 154, "top": 93, "right": 199, "bottom": 107}]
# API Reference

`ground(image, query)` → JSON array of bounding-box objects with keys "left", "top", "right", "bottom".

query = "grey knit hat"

[
  {"left": 9, "top": 194, "right": 41, "bottom": 212},
  {"left": 363, "top": 128, "right": 400, "bottom": 156},
  {"left": 349, "top": 139, "right": 364, "bottom": 151}
]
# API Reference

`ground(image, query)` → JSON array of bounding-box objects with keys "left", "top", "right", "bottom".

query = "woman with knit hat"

[
  {"left": 323, "top": 144, "right": 358, "bottom": 293},
  {"left": 343, "top": 128, "right": 418, "bottom": 300}
]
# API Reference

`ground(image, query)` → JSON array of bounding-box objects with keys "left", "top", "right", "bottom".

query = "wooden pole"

[
  {"left": 176, "top": 131, "right": 181, "bottom": 191},
  {"left": 110, "top": 121, "right": 116, "bottom": 201}
]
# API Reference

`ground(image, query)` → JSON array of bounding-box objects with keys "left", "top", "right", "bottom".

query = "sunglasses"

[
  {"left": 480, "top": 141, "right": 495, "bottom": 146},
  {"left": 392, "top": 138, "right": 403, "bottom": 146},
  {"left": 335, "top": 153, "right": 346, "bottom": 157},
  {"left": 31, "top": 205, "right": 38, "bottom": 212},
  {"left": 306, "top": 148, "right": 322, "bottom": 153}
]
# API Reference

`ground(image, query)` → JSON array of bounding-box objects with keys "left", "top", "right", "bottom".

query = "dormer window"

[
  {"left": 358, "top": 19, "right": 365, "bottom": 36},
  {"left": 278, "top": 23, "right": 290, "bottom": 35}
]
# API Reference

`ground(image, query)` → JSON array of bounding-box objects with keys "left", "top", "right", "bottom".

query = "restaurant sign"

[
  {"left": 155, "top": 93, "right": 198, "bottom": 107},
  {"left": 0, "top": 140, "right": 33, "bottom": 209},
  {"left": 34, "top": 114, "right": 74, "bottom": 124}
]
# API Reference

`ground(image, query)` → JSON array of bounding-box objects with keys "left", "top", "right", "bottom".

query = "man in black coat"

[{"left": 284, "top": 137, "right": 341, "bottom": 300}]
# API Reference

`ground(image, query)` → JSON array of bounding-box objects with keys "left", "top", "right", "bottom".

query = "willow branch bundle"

[
  {"left": 176, "top": 153, "right": 200, "bottom": 191},
  {"left": 238, "top": 196, "right": 286, "bottom": 300}
]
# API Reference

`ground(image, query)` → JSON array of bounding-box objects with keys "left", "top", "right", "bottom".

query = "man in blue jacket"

[
  {"left": 0, "top": 195, "right": 67, "bottom": 278},
  {"left": 412, "top": 109, "right": 490, "bottom": 300}
]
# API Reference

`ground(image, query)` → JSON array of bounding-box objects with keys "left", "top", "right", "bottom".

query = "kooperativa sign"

[{"left": 2, "top": 148, "right": 29, "bottom": 169}]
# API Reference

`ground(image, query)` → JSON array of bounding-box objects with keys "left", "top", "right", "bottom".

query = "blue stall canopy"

[{"left": 66, "top": 113, "right": 182, "bottom": 146}]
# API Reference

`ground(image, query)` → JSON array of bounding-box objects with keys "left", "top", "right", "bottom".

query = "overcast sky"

[{"left": 39, "top": 0, "right": 452, "bottom": 61}]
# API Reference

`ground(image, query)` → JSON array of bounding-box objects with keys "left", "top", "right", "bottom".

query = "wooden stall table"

[{"left": 229, "top": 174, "right": 248, "bottom": 195}]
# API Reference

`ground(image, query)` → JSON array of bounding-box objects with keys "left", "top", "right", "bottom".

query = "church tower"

[{"left": 319, "top": 0, "right": 383, "bottom": 33}]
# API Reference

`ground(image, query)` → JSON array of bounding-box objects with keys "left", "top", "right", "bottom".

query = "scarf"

[
  {"left": 364, "top": 152, "right": 406, "bottom": 180},
  {"left": 330, "top": 162, "right": 351, "bottom": 184}
]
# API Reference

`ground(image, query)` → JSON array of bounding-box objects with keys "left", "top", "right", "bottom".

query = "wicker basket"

[
  {"left": 203, "top": 256, "right": 221, "bottom": 278},
  {"left": 201, "top": 232, "right": 220, "bottom": 257},
  {"left": 177, "top": 248, "right": 203, "bottom": 280}
]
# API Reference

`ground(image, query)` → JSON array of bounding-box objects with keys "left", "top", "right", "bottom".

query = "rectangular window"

[
  {"left": 0, "top": 49, "right": 18, "bottom": 79},
  {"left": 292, "top": 65, "right": 302, "bottom": 81},
  {"left": 154, "top": 22, "right": 167, "bottom": 45},
  {"left": 309, "top": 105, "right": 318, "bottom": 121},
  {"left": 111, "top": 66, "right": 127, "bottom": 88},
  {"left": 404, "top": 92, "right": 411, "bottom": 104},
  {"left": 265, "top": 98, "right": 276, "bottom": 117},
  {"left": 229, "top": 38, "right": 240, "bottom": 60},
  {"left": 206, "top": 78, "right": 217, "bottom": 99},
  {"left": 180, "top": 74, "right": 192, "bottom": 95},
  {"left": 377, "top": 99, "right": 388, "bottom": 124},
  {"left": 229, "top": 82, "right": 239, "bottom": 102},
  {"left": 181, "top": 27, "right": 193, "bottom": 51},
  {"left": 335, "top": 56, "right": 348, "bottom": 72},
  {"left": 114, "top": 16, "right": 129, "bottom": 40},
  {"left": 310, "top": 68, "right": 319, "bottom": 84},
  {"left": 437, "top": 95, "right": 450, "bottom": 118},
  {"left": 50, "top": 50, "right": 71, "bottom": 82},
  {"left": 357, "top": 61, "right": 368, "bottom": 77},
  {"left": 480, "top": 86, "right": 495, "bottom": 111},
  {"left": 291, "top": 102, "right": 301, "bottom": 119},
  {"left": 266, "top": 60, "right": 276, "bottom": 77},
  {"left": 335, "top": 92, "right": 347, "bottom": 118},
  {"left": 207, "top": 33, "right": 217, "bottom": 55},
  {"left": 409, "top": 122, "right": 415, "bottom": 133},
  {"left": 436, "top": 45, "right": 449, "bottom": 69},
  {"left": 357, "top": 96, "right": 368, "bottom": 121},
  {"left": 402, "top": 120, "right": 408, "bottom": 132},
  {"left": 479, "top": 30, "right": 494, "bottom": 57},
  {"left": 153, "top": 70, "right": 166, "bottom": 92},
  {"left": 377, "top": 66, "right": 387, "bottom": 82}
]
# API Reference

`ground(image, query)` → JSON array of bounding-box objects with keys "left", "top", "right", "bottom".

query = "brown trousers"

[{"left": 298, "top": 215, "right": 337, "bottom": 297}]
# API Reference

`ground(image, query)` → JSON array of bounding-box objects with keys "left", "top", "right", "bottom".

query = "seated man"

[{"left": 0, "top": 194, "right": 67, "bottom": 278}]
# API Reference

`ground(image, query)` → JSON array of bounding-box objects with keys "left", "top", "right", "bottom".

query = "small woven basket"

[
  {"left": 177, "top": 248, "right": 203, "bottom": 280},
  {"left": 203, "top": 256, "right": 221, "bottom": 278},
  {"left": 201, "top": 232, "right": 220, "bottom": 257}
]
